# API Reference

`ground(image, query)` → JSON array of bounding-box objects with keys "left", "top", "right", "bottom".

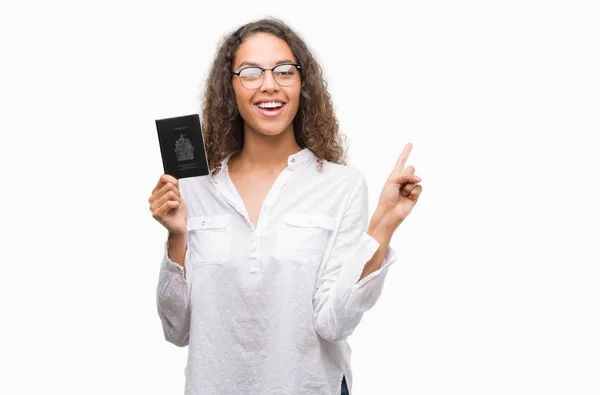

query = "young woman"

[{"left": 149, "top": 18, "right": 422, "bottom": 395}]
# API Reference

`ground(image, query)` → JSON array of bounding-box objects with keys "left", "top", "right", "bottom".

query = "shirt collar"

[
  {"left": 285, "top": 147, "right": 315, "bottom": 170},
  {"left": 209, "top": 147, "right": 315, "bottom": 187},
  {"left": 212, "top": 147, "right": 314, "bottom": 178}
]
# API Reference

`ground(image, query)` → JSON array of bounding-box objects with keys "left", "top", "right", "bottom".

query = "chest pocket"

[
  {"left": 274, "top": 213, "right": 336, "bottom": 264},
  {"left": 187, "top": 214, "right": 232, "bottom": 263}
]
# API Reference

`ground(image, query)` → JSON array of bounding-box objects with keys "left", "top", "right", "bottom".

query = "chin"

[{"left": 253, "top": 122, "right": 292, "bottom": 136}]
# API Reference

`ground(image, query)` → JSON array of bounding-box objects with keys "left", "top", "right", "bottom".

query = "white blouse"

[{"left": 156, "top": 147, "right": 397, "bottom": 394}]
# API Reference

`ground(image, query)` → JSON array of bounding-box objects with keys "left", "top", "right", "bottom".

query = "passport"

[{"left": 155, "top": 114, "right": 209, "bottom": 179}]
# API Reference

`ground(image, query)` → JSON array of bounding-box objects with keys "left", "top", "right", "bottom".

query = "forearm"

[
  {"left": 315, "top": 226, "right": 396, "bottom": 341},
  {"left": 357, "top": 215, "right": 395, "bottom": 283},
  {"left": 168, "top": 232, "right": 187, "bottom": 278},
  {"left": 157, "top": 238, "right": 191, "bottom": 347},
  {"left": 156, "top": 268, "right": 191, "bottom": 347}
]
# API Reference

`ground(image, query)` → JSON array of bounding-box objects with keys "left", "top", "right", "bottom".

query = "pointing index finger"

[{"left": 392, "top": 143, "right": 413, "bottom": 174}]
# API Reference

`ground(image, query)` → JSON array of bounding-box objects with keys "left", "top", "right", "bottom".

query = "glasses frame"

[{"left": 232, "top": 63, "right": 302, "bottom": 89}]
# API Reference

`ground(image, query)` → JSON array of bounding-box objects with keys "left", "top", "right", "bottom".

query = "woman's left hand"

[{"left": 370, "top": 143, "right": 423, "bottom": 233}]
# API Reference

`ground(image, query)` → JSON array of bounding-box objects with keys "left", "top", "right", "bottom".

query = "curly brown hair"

[{"left": 200, "top": 17, "right": 348, "bottom": 175}]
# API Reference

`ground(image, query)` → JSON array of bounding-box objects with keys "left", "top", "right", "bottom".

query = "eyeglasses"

[{"left": 232, "top": 63, "right": 302, "bottom": 89}]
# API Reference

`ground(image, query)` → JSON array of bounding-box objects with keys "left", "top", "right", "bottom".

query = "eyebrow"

[{"left": 236, "top": 59, "right": 296, "bottom": 69}]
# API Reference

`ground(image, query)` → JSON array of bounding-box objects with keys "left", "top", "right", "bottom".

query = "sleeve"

[
  {"left": 312, "top": 173, "right": 398, "bottom": 343},
  {"left": 156, "top": 227, "right": 193, "bottom": 347}
]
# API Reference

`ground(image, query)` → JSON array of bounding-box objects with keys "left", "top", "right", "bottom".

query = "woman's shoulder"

[{"left": 319, "top": 159, "right": 368, "bottom": 190}]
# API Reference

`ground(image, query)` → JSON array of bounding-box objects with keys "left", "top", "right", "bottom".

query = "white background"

[{"left": 1, "top": 0, "right": 599, "bottom": 394}]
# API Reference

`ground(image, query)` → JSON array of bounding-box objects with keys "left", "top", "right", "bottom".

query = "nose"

[{"left": 260, "top": 70, "right": 279, "bottom": 93}]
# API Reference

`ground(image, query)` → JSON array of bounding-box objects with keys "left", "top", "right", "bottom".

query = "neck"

[{"left": 229, "top": 124, "right": 302, "bottom": 174}]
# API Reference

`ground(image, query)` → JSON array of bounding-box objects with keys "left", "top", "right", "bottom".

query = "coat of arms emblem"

[{"left": 174, "top": 133, "right": 194, "bottom": 161}]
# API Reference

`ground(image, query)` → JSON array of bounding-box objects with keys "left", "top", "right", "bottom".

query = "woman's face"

[{"left": 232, "top": 33, "right": 301, "bottom": 138}]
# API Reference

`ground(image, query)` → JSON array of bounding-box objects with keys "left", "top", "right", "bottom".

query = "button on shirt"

[{"left": 156, "top": 148, "right": 397, "bottom": 395}]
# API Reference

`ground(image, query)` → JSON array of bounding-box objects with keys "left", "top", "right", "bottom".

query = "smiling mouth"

[
  {"left": 255, "top": 102, "right": 285, "bottom": 110},
  {"left": 254, "top": 102, "right": 286, "bottom": 117}
]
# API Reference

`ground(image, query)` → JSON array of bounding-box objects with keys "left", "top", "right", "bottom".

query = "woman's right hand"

[{"left": 149, "top": 174, "right": 188, "bottom": 236}]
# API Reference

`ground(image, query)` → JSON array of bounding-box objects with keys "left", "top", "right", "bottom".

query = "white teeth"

[{"left": 257, "top": 102, "right": 283, "bottom": 109}]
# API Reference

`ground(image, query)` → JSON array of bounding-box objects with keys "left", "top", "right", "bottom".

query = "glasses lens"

[
  {"left": 239, "top": 67, "right": 263, "bottom": 89},
  {"left": 273, "top": 64, "right": 298, "bottom": 86}
]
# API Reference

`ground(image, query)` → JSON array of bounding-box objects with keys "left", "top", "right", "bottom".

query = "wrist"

[
  {"left": 367, "top": 223, "right": 393, "bottom": 245},
  {"left": 167, "top": 231, "right": 187, "bottom": 268},
  {"left": 368, "top": 207, "right": 386, "bottom": 233},
  {"left": 168, "top": 230, "right": 186, "bottom": 241}
]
